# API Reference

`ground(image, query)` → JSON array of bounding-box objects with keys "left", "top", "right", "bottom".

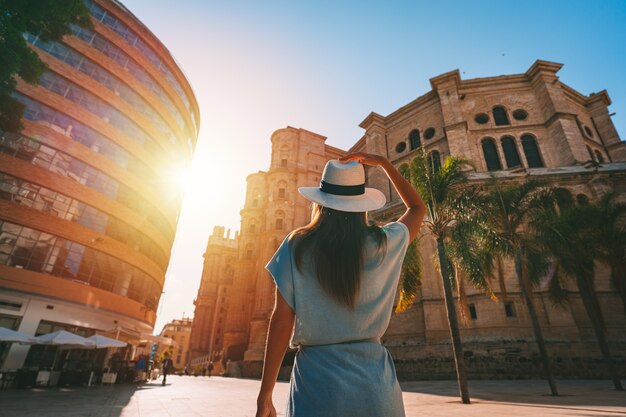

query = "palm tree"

[
  {"left": 481, "top": 179, "right": 559, "bottom": 396},
  {"left": 403, "top": 152, "right": 487, "bottom": 404},
  {"left": 533, "top": 192, "right": 624, "bottom": 390},
  {"left": 592, "top": 192, "right": 626, "bottom": 316}
]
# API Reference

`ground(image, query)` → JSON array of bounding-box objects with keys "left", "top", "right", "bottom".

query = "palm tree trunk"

[
  {"left": 610, "top": 265, "right": 626, "bottom": 316},
  {"left": 437, "top": 238, "right": 471, "bottom": 404},
  {"left": 515, "top": 249, "right": 558, "bottom": 396},
  {"left": 575, "top": 272, "right": 624, "bottom": 390}
]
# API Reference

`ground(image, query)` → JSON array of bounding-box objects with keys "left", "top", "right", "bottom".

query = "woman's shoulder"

[{"left": 380, "top": 222, "right": 409, "bottom": 247}]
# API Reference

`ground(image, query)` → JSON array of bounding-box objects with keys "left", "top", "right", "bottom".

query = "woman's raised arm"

[{"left": 339, "top": 152, "right": 425, "bottom": 242}]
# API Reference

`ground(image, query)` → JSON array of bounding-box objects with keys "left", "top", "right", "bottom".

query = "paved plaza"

[{"left": 0, "top": 376, "right": 624, "bottom": 417}]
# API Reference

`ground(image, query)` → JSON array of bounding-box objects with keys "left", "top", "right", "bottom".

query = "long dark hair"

[{"left": 289, "top": 204, "right": 386, "bottom": 309}]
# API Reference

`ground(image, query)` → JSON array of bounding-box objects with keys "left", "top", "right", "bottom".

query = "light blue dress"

[{"left": 266, "top": 222, "right": 409, "bottom": 417}]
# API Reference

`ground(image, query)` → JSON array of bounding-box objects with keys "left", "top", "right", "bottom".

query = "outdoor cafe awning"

[
  {"left": 139, "top": 333, "right": 176, "bottom": 346},
  {"left": 0, "top": 326, "right": 38, "bottom": 344}
]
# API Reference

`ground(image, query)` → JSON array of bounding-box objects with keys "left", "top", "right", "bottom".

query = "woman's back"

[{"left": 267, "top": 222, "right": 409, "bottom": 348}]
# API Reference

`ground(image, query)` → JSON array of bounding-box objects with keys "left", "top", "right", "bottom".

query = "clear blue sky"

[{"left": 123, "top": 0, "right": 626, "bottom": 331}]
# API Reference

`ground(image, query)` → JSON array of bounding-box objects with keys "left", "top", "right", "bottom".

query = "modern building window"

[
  {"left": 594, "top": 150, "right": 605, "bottom": 163},
  {"left": 504, "top": 302, "right": 515, "bottom": 318},
  {"left": 26, "top": 34, "right": 184, "bottom": 139},
  {"left": 424, "top": 128, "right": 436, "bottom": 140},
  {"left": 0, "top": 131, "right": 175, "bottom": 242},
  {"left": 481, "top": 138, "right": 502, "bottom": 171},
  {"left": 0, "top": 172, "right": 168, "bottom": 266},
  {"left": 409, "top": 129, "right": 421, "bottom": 150},
  {"left": 501, "top": 136, "right": 522, "bottom": 168},
  {"left": 428, "top": 151, "right": 441, "bottom": 172},
  {"left": 0, "top": 220, "right": 161, "bottom": 309},
  {"left": 66, "top": 25, "right": 193, "bottom": 132},
  {"left": 492, "top": 106, "right": 510, "bottom": 126},
  {"left": 0, "top": 314, "right": 21, "bottom": 330},
  {"left": 521, "top": 134, "right": 544, "bottom": 168},
  {"left": 469, "top": 304, "right": 477, "bottom": 320},
  {"left": 14, "top": 94, "right": 153, "bottom": 179},
  {"left": 83, "top": 0, "right": 193, "bottom": 113}
]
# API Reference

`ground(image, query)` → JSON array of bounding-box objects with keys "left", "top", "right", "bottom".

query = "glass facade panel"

[
  {"left": 84, "top": 0, "right": 196, "bottom": 125},
  {"left": 68, "top": 24, "right": 192, "bottom": 136},
  {"left": 36, "top": 71, "right": 167, "bottom": 159},
  {"left": 25, "top": 35, "right": 184, "bottom": 146},
  {"left": 0, "top": 131, "right": 175, "bottom": 241},
  {"left": 0, "top": 220, "right": 161, "bottom": 309},
  {"left": 0, "top": 172, "right": 168, "bottom": 267}
]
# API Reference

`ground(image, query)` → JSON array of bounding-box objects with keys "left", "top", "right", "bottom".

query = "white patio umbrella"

[
  {"left": 0, "top": 326, "right": 38, "bottom": 344},
  {"left": 35, "top": 330, "right": 97, "bottom": 372},
  {"left": 87, "top": 335, "right": 127, "bottom": 348},
  {"left": 35, "top": 330, "right": 96, "bottom": 348}
]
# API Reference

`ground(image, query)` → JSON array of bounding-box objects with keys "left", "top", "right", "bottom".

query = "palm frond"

[{"left": 396, "top": 238, "right": 423, "bottom": 313}]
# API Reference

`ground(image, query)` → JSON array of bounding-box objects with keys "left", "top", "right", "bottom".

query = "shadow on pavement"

[
  {"left": 399, "top": 379, "right": 626, "bottom": 413},
  {"left": 0, "top": 382, "right": 140, "bottom": 417}
]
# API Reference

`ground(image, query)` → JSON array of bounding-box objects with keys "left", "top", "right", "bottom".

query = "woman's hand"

[
  {"left": 255, "top": 397, "right": 277, "bottom": 417},
  {"left": 339, "top": 152, "right": 389, "bottom": 168}
]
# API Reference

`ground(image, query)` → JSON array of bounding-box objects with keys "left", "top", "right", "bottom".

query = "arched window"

[
  {"left": 409, "top": 129, "right": 421, "bottom": 150},
  {"left": 594, "top": 150, "right": 605, "bottom": 163},
  {"left": 576, "top": 194, "right": 589, "bottom": 205},
  {"left": 275, "top": 210, "right": 285, "bottom": 230},
  {"left": 501, "top": 136, "right": 521, "bottom": 168},
  {"left": 492, "top": 106, "right": 510, "bottom": 126},
  {"left": 277, "top": 180, "right": 287, "bottom": 199},
  {"left": 428, "top": 151, "right": 441, "bottom": 173},
  {"left": 521, "top": 134, "right": 543, "bottom": 168},
  {"left": 481, "top": 138, "right": 502, "bottom": 171}
]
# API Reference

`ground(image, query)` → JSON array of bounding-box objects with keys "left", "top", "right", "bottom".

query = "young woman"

[{"left": 256, "top": 152, "right": 425, "bottom": 417}]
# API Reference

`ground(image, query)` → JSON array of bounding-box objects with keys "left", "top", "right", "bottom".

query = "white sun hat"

[{"left": 298, "top": 160, "right": 386, "bottom": 212}]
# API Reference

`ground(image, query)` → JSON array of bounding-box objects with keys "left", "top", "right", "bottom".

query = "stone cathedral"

[{"left": 188, "top": 60, "right": 626, "bottom": 379}]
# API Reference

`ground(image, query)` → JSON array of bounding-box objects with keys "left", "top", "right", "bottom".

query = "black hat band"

[{"left": 320, "top": 180, "right": 365, "bottom": 196}]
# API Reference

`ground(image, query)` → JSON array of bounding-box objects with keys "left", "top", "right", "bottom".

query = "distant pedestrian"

[
  {"left": 208, "top": 361, "right": 214, "bottom": 378},
  {"left": 255, "top": 155, "right": 425, "bottom": 417},
  {"left": 135, "top": 355, "right": 146, "bottom": 383},
  {"left": 162, "top": 356, "right": 173, "bottom": 386}
]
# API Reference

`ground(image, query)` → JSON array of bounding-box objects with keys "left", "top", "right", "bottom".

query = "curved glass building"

[{"left": 0, "top": 0, "right": 199, "bottom": 370}]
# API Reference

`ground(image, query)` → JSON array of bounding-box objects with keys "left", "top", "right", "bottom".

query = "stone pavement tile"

[{"left": 0, "top": 376, "right": 624, "bottom": 417}]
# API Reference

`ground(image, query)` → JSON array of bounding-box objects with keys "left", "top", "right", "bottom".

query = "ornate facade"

[{"left": 190, "top": 60, "right": 626, "bottom": 378}]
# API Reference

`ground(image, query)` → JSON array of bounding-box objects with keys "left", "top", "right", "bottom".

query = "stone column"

[
  {"left": 587, "top": 91, "right": 626, "bottom": 162},
  {"left": 526, "top": 60, "right": 589, "bottom": 165}
]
